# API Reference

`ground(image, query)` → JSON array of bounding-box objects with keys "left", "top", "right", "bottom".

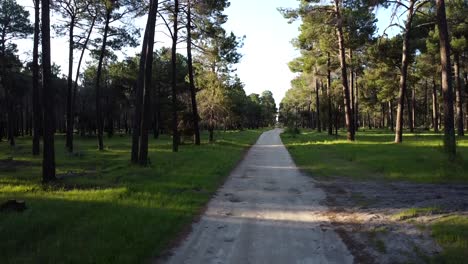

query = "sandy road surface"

[{"left": 164, "top": 129, "right": 353, "bottom": 264}]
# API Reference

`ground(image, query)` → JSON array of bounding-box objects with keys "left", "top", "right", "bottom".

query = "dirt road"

[{"left": 165, "top": 129, "right": 353, "bottom": 264}]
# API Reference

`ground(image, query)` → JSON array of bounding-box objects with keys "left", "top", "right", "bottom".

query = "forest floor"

[
  {"left": 0, "top": 130, "right": 262, "bottom": 263},
  {"left": 282, "top": 129, "right": 468, "bottom": 263}
]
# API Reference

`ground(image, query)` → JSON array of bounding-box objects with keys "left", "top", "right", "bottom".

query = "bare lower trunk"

[
  {"left": 32, "top": 0, "right": 40, "bottom": 155},
  {"left": 41, "top": 0, "right": 56, "bottom": 182},
  {"left": 334, "top": 0, "right": 354, "bottom": 141},
  {"left": 186, "top": 1, "right": 200, "bottom": 145},
  {"left": 432, "top": 77, "right": 439, "bottom": 132},
  {"left": 327, "top": 53, "right": 333, "bottom": 135},
  {"left": 395, "top": 0, "right": 415, "bottom": 143},
  {"left": 316, "top": 79, "right": 321, "bottom": 132},
  {"left": 171, "top": 0, "right": 180, "bottom": 152},
  {"left": 454, "top": 53, "right": 464, "bottom": 136},
  {"left": 95, "top": 10, "right": 111, "bottom": 151},
  {"left": 436, "top": 0, "right": 456, "bottom": 157},
  {"left": 66, "top": 18, "right": 75, "bottom": 153},
  {"left": 139, "top": 0, "right": 159, "bottom": 166}
]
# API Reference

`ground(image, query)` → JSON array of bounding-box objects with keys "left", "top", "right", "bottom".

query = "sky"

[{"left": 14, "top": 0, "right": 398, "bottom": 107}]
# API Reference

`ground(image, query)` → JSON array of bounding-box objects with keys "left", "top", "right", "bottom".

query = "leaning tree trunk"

[
  {"left": 32, "top": 0, "right": 41, "bottom": 156},
  {"left": 131, "top": 16, "right": 150, "bottom": 163},
  {"left": 95, "top": 9, "right": 111, "bottom": 151},
  {"left": 73, "top": 15, "right": 96, "bottom": 142},
  {"left": 139, "top": 0, "right": 159, "bottom": 166},
  {"left": 334, "top": 0, "right": 354, "bottom": 141},
  {"left": 41, "top": 0, "right": 56, "bottom": 182},
  {"left": 436, "top": 0, "right": 456, "bottom": 158},
  {"left": 395, "top": 0, "right": 415, "bottom": 143},
  {"left": 187, "top": 1, "right": 201, "bottom": 145},
  {"left": 66, "top": 16, "right": 76, "bottom": 153},
  {"left": 171, "top": 0, "right": 180, "bottom": 152},
  {"left": 454, "top": 53, "right": 464, "bottom": 136}
]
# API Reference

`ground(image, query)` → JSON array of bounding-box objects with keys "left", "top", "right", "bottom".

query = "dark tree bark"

[
  {"left": 95, "top": 9, "right": 111, "bottom": 151},
  {"left": 73, "top": 14, "right": 96, "bottom": 142},
  {"left": 334, "top": 0, "right": 354, "bottom": 141},
  {"left": 395, "top": 0, "right": 415, "bottom": 143},
  {"left": 436, "top": 0, "right": 456, "bottom": 157},
  {"left": 327, "top": 53, "right": 333, "bottom": 135},
  {"left": 316, "top": 79, "right": 321, "bottom": 132},
  {"left": 66, "top": 16, "right": 76, "bottom": 153},
  {"left": 171, "top": 0, "right": 180, "bottom": 152},
  {"left": 454, "top": 53, "right": 464, "bottom": 136},
  {"left": 131, "top": 17, "right": 150, "bottom": 163},
  {"left": 139, "top": 0, "right": 159, "bottom": 166},
  {"left": 186, "top": 0, "right": 200, "bottom": 145},
  {"left": 424, "top": 79, "right": 429, "bottom": 129},
  {"left": 32, "top": 0, "right": 41, "bottom": 155},
  {"left": 432, "top": 76, "right": 439, "bottom": 132},
  {"left": 41, "top": 0, "right": 56, "bottom": 182}
]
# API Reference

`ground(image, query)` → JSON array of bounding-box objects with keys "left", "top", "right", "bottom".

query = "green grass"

[
  {"left": 431, "top": 216, "right": 468, "bottom": 264},
  {"left": 281, "top": 129, "right": 468, "bottom": 183},
  {"left": 0, "top": 130, "right": 262, "bottom": 263},
  {"left": 393, "top": 207, "right": 442, "bottom": 221}
]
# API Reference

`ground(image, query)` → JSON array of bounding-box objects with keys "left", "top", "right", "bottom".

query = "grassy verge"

[
  {"left": 281, "top": 129, "right": 468, "bottom": 183},
  {"left": 431, "top": 216, "right": 468, "bottom": 263},
  {"left": 0, "top": 130, "right": 262, "bottom": 263}
]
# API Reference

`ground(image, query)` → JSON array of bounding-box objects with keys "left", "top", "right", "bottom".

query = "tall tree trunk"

[
  {"left": 454, "top": 53, "right": 464, "bottom": 136},
  {"left": 186, "top": 1, "right": 200, "bottom": 145},
  {"left": 327, "top": 53, "right": 333, "bottom": 135},
  {"left": 316, "top": 79, "right": 321, "bottom": 132},
  {"left": 436, "top": 0, "right": 456, "bottom": 158},
  {"left": 432, "top": 76, "right": 439, "bottom": 132},
  {"left": 389, "top": 101, "right": 394, "bottom": 131},
  {"left": 73, "top": 15, "right": 96, "bottom": 143},
  {"left": 66, "top": 17, "right": 75, "bottom": 153},
  {"left": 334, "top": 0, "right": 354, "bottom": 141},
  {"left": 349, "top": 49, "right": 355, "bottom": 125},
  {"left": 32, "top": 0, "right": 41, "bottom": 155},
  {"left": 41, "top": 0, "right": 56, "bottom": 182},
  {"left": 131, "top": 15, "right": 150, "bottom": 163},
  {"left": 95, "top": 10, "right": 111, "bottom": 151},
  {"left": 424, "top": 79, "right": 428, "bottom": 129},
  {"left": 406, "top": 86, "right": 414, "bottom": 132},
  {"left": 395, "top": 0, "right": 415, "bottom": 143},
  {"left": 355, "top": 76, "right": 359, "bottom": 131},
  {"left": 139, "top": 0, "right": 159, "bottom": 166},
  {"left": 171, "top": 0, "right": 180, "bottom": 152}
]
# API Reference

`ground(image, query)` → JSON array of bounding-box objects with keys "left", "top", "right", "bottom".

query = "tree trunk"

[
  {"left": 65, "top": 16, "right": 75, "bottom": 152},
  {"left": 316, "top": 79, "right": 321, "bottom": 132},
  {"left": 171, "top": 0, "right": 180, "bottom": 152},
  {"left": 139, "top": 0, "right": 159, "bottom": 166},
  {"left": 355, "top": 77, "right": 359, "bottom": 131},
  {"left": 131, "top": 15, "right": 150, "bottom": 163},
  {"left": 334, "top": 0, "right": 354, "bottom": 141},
  {"left": 436, "top": 0, "right": 456, "bottom": 157},
  {"left": 454, "top": 53, "right": 464, "bottom": 136},
  {"left": 41, "top": 0, "right": 56, "bottom": 182},
  {"left": 389, "top": 101, "right": 394, "bottom": 131},
  {"left": 327, "top": 53, "right": 333, "bottom": 135},
  {"left": 73, "top": 15, "right": 96, "bottom": 143},
  {"left": 95, "top": 9, "right": 111, "bottom": 151},
  {"left": 424, "top": 79, "right": 428, "bottom": 129},
  {"left": 32, "top": 0, "right": 41, "bottom": 156},
  {"left": 432, "top": 76, "right": 439, "bottom": 132},
  {"left": 395, "top": 0, "right": 415, "bottom": 143},
  {"left": 187, "top": 1, "right": 201, "bottom": 145}
]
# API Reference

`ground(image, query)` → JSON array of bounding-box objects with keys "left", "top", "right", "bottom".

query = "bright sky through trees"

[{"left": 14, "top": 0, "right": 394, "bottom": 107}]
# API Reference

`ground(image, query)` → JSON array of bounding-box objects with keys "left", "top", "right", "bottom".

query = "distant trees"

[{"left": 281, "top": 0, "right": 466, "bottom": 157}]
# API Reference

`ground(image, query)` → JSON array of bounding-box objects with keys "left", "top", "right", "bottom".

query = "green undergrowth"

[
  {"left": 281, "top": 129, "right": 468, "bottom": 183},
  {"left": 431, "top": 216, "right": 468, "bottom": 264},
  {"left": 0, "top": 130, "right": 262, "bottom": 263}
]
